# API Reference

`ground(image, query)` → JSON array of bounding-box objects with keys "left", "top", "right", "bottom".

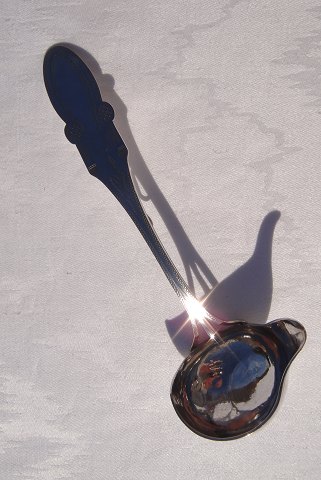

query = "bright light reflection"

[
  {"left": 183, "top": 294, "right": 222, "bottom": 343},
  {"left": 184, "top": 295, "right": 208, "bottom": 326}
]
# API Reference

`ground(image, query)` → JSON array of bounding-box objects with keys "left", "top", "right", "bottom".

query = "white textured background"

[{"left": 1, "top": 1, "right": 321, "bottom": 479}]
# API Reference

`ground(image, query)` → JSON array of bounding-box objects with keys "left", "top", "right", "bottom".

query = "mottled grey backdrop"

[{"left": 1, "top": 1, "right": 320, "bottom": 479}]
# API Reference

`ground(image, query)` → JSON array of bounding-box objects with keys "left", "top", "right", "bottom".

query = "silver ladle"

[{"left": 43, "top": 45, "right": 306, "bottom": 440}]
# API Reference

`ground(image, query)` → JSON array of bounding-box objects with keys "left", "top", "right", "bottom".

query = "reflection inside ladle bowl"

[{"left": 171, "top": 318, "right": 306, "bottom": 440}]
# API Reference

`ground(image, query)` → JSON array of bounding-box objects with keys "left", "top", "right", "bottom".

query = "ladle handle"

[{"left": 43, "top": 44, "right": 193, "bottom": 307}]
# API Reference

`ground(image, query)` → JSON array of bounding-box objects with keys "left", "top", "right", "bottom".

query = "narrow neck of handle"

[{"left": 105, "top": 170, "right": 192, "bottom": 303}]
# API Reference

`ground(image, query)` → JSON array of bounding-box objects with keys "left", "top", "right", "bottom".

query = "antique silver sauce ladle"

[{"left": 43, "top": 45, "right": 306, "bottom": 440}]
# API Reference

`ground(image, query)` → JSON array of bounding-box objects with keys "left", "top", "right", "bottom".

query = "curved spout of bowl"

[
  {"left": 267, "top": 318, "right": 306, "bottom": 363},
  {"left": 170, "top": 319, "right": 306, "bottom": 440}
]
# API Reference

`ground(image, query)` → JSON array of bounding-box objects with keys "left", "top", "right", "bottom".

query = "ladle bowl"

[{"left": 171, "top": 318, "right": 306, "bottom": 440}]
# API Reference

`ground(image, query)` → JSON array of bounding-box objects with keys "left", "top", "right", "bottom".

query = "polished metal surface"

[
  {"left": 43, "top": 45, "right": 307, "bottom": 440},
  {"left": 171, "top": 319, "right": 306, "bottom": 440}
]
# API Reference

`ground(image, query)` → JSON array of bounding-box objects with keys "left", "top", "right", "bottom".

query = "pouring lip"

[
  {"left": 267, "top": 317, "right": 307, "bottom": 358},
  {"left": 188, "top": 317, "right": 306, "bottom": 359},
  {"left": 210, "top": 317, "right": 306, "bottom": 345}
]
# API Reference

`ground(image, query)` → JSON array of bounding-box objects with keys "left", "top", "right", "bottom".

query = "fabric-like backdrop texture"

[{"left": 0, "top": 1, "right": 320, "bottom": 479}]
